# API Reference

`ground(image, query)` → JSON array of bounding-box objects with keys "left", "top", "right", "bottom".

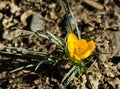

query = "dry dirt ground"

[{"left": 0, "top": 0, "right": 120, "bottom": 89}]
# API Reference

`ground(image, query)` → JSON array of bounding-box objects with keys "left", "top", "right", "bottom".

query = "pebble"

[
  {"left": 112, "top": 31, "right": 120, "bottom": 57},
  {"left": 0, "top": 13, "right": 3, "bottom": 20},
  {"left": 30, "top": 13, "right": 45, "bottom": 32}
]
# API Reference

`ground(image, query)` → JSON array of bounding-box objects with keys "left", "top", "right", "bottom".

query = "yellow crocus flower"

[{"left": 67, "top": 33, "right": 95, "bottom": 60}]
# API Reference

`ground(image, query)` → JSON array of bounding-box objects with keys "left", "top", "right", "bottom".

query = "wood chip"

[{"left": 83, "top": 0, "right": 104, "bottom": 10}]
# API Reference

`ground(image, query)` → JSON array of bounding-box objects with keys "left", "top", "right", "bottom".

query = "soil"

[{"left": 0, "top": 0, "right": 120, "bottom": 89}]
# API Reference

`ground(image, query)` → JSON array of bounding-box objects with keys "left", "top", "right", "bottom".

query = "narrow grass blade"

[
  {"left": 35, "top": 60, "right": 45, "bottom": 71},
  {"left": 26, "top": 30, "right": 49, "bottom": 40},
  {"left": 65, "top": 67, "right": 78, "bottom": 87},
  {"left": 35, "top": 32, "right": 49, "bottom": 39},
  {"left": 47, "top": 58, "right": 54, "bottom": 63},
  {"left": 51, "top": 38, "right": 59, "bottom": 46},
  {"left": 13, "top": 29, "right": 49, "bottom": 40},
  {"left": 0, "top": 46, "right": 48, "bottom": 55},
  {"left": 67, "top": 1, "right": 81, "bottom": 39},
  {"left": 62, "top": 1, "right": 73, "bottom": 33},
  {"left": 61, "top": 66, "right": 77, "bottom": 83},
  {"left": 0, "top": 51, "right": 22, "bottom": 56},
  {"left": 9, "top": 64, "right": 35, "bottom": 73},
  {"left": 46, "top": 30, "right": 63, "bottom": 46},
  {"left": 26, "top": 50, "right": 48, "bottom": 55}
]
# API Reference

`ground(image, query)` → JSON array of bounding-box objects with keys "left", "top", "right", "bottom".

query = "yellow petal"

[
  {"left": 67, "top": 33, "right": 78, "bottom": 54},
  {"left": 67, "top": 33, "right": 95, "bottom": 61},
  {"left": 67, "top": 33, "right": 78, "bottom": 43},
  {"left": 75, "top": 39, "right": 88, "bottom": 54},
  {"left": 88, "top": 40, "right": 95, "bottom": 52},
  {"left": 72, "top": 39, "right": 88, "bottom": 60},
  {"left": 73, "top": 54, "right": 81, "bottom": 60},
  {"left": 81, "top": 40, "right": 95, "bottom": 59},
  {"left": 80, "top": 50, "right": 91, "bottom": 59}
]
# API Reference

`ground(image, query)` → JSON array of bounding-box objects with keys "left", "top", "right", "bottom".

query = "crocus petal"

[
  {"left": 80, "top": 50, "right": 91, "bottom": 59},
  {"left": 67, "top": 33, "right": 78, "bottom": 54},
  {"left": 67, "top": 33, "right": 95, "bottom": 61},
  {"left": 73, "top": 54, "right": 80, "bottom": 60},
  {"left": 75, "top": 39, "right": 88, "bottom": 55},
  {"left": 88, "top": 40, "right": 95, "bottom": 52},
  {"left": 80, "top": 40, "right": 95, "bottom": 59}
]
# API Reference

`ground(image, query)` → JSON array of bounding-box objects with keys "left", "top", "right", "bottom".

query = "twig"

[{"left": 83, "top": 0, "right": 104, "bottom": 10}]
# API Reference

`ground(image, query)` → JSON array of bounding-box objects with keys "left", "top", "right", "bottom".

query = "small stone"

[
  {"left": 9, "top": 79, "right": 14, "bottom": 83},
  {"left": 0, "top": 44, "right": 4, "bottom": 50},
  {"left": 30, "top": 13, "right": 45, "bottom": 32},
  {"left": 0, "top": 1, "right": 10, "bottom": 10},
  {"left": 49, "top": 3, "right": 56, "bottom": 9},
  {"left": 0, "top": 13, "right": 3, "bottom": 20},
  {"left": 10, "top": 2, "right": 21, "bottom": 15},
  {"left": 112, "top": 31, "right": 120, "bottom": 57},
  {"left": 109, "top": 73, "right": 115, "bottom": 78},
  {"left": 46, "top": 77, "right": 49, "bottom": 84}
]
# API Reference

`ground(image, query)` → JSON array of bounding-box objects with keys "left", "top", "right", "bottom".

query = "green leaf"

[
  {"left": 9, "top": 64, "right": 35, "bottom": 73},
  {"left": 67, "top": 1, "right": 81, "bottom": 39},
  {"left": 35, "top": 60, "right": 45, "bottom": 71},
  {"left": 61, "top": 66, "right": 77, "bottom": 83},
  {"left": 62, "top": 1, "right": 73, "bottom": 33},
  {"left": 64, "top": 67, "right": 78, "bottom": 87},
  {"left": 46, "top": 30, "right": 63, "bottom": 46}
]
